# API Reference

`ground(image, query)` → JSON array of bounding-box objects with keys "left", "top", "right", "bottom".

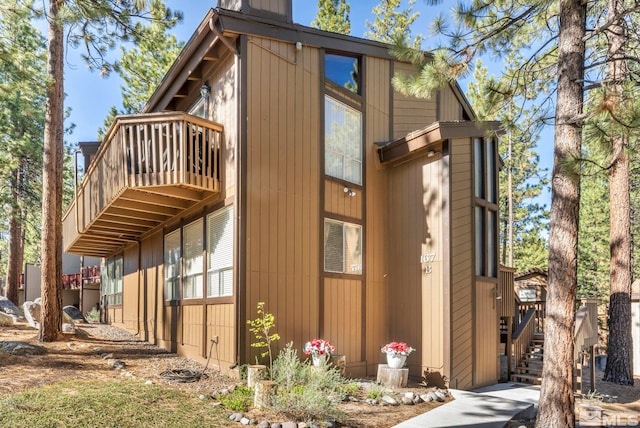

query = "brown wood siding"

[
  {"left": 439, "top": 85, "right": 464, "bottom": 121},
  {"left": 474, "top": 279, "right": 499, "bottom": 387},
  {"left": 364, "top": 56, "right": 390, "bottom": 375},
  {"left": 245, "top": 37, "right": 321, "bottom": 362},
  {"left": 180, "top": 305, "right": 204, "bottom": 356},
  {"left": 249, "top": 0, "right": 287, "bottom": 15},
  {"left": 498, "top": 266, "right": 516, "bottom": 317},
  {"left": 141, "top": 231, "right": 163, "bottom": 344},
  {"left": 323, "top": 278, "right": 363, "bottom": 366},
  {"left": 449, "top": 137, "right": 474, "bottom": 390},
  {"left": 207, "top": 304, "right": 236, "bottom": 367},
  {"left": 388, "top": 154, "right": 445, "bottom": 378},
  {"left": 122, "top": 245, "right": 139, "bottom": 332},
  {"left": 324, "top": 180, "right": 362, "bottom": 220},
  {"left": 392, "top": 62, "right": 437, "bottom": 140}
]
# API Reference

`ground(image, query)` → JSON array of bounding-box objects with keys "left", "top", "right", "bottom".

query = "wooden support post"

[
  {"left": 247, "top": 365, "right": 266, "bottom": 389},
  {"left": 590, "top": 345, "right": 596, "bottom": 394},
  {"left": 376, "top": 364, "right": 409, "bottom": 388},
  {"left": 506, "top": 316, "right": 513, "bottom": 380},
  {"left": 254, "top": 380, "right": 277, "bottom": 408}
]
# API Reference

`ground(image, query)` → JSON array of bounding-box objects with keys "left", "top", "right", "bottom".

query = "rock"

[
  {"left": 112, "top": 360, "right": 126, "bottom": 370},
  {"left": 258, "top": 421, "right": 270, "bottom": 428},
  {"left": 229, "top": 413, "right": 244, "bottom": 422},
  {"left": 63, "top": 306, "right": 86, "bottom": 322},
  {"left": 348, "top": 396, "right": 359, "bottom": 402},
  {"left": 382, "top": 395, "right": 399, "bottom": 406},
  {"left": 365, "top": 398, "right": 378, "bottom": 405},
  {"left": 95, "top": 348, "right": 104, "bottom": 355},
  {"left": 23, "top": 301, "right": 41, "bottom": 329},
  {"left": 270, "top": 423, "right": 282, "bottom": 428},
  {"left": 102, "top": 353, "right": 114, "bottom": 359},
  {"left": 325, "top": 422, "right": 337, "bottom": 428},
  {"left": 404, "top": 392, "right": 415, "bottom": 400},
  {"left": 62, "top": 323, "right": 76, "bottom": 334},
  {"left": 0, "top": 296, "right": 22, "bottom": 318},
  {"left": 310, "top": 423, "right": 321, "bottom": 428},
  {"left": 297, "top": 423, "right": 308, "bottom": 428},
  {"left": 0, "top": 341, "right": 46, "bottom": 356},
  {"left": 0, "top": 311, "right": 14, "bottom": 326},
  {"left": 413, "top": 395, "right": 423, "bottom": 404},
  {"left": 426, "top": 392, "right": 438, "bottom": 402},
  {"left": 240, "top": 417, "right": 250, "bottom": 425},
  {"left": 401, "top": 397, "right": 414, "bottom": 405},
  {"left": 282, "top": 422, "right": 297, "bottom": 428},
  {"left": 434, "top": 390, "right": 447, "bottom": 402},
  {"left": 145, "top": 380, "right": 153, "bottom": 385}
]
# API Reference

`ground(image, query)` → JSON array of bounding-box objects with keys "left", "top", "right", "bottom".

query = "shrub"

[
  {"left": 270, "top": 343, "right": 346, "bottom": 423},
  {"left": 85, "top": 308, "right": 100, "bottom": 323},
  {"left": 218, "top": 386, "right": 253, "bottom": 412}
]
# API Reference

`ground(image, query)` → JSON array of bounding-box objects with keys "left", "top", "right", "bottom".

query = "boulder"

[
  {"left": 0, "top": 341, "right": 46, "bottom": 356},
  {"left": 0, "top": 296, "right": 22, "bottom": 319},
  {"left": 23, "top": 301, "right": 41, "bottom": 329},
  {"left": 0, "top": 311, "right": 14, "bottom": 327},
  {"left": 62, "top": 311, "right": 75, "bottom": 325},
  {"left": 63, "top": 306, "right": 86, "bottom": 323},
  {"left": 62, "top": 323, "right": 76, "bottom": 334}
]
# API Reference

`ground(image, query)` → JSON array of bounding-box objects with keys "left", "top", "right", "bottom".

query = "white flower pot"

[
  {"left": 312, "top": 353, "right": 324, "bottom": 367},
  {"left": 386, "top": 353, "right": 407, "bottom": 369}
]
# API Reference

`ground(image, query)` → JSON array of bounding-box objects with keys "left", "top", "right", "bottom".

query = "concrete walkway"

[{"left": 394, "top": 383, "right": 540, "bottom": 428}]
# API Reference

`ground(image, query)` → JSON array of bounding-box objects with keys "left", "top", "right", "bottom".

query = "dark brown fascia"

[{"left": 377, "top": 121, "right": 502, "bottom": 165}]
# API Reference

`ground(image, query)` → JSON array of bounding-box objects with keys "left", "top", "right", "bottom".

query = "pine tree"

[
  {"left": 311, "top": 0, "right": 350, "bottom": 35},
  {"left": 364, "top": 0, "right": 422, "bottom": 48},
  {"left": 38, "top": 0, "right": 181, "bottom": 342}
]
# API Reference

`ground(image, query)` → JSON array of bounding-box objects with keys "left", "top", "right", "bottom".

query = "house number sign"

[{"left": 420, "top": 253, "right": 436, "bottom": 274}]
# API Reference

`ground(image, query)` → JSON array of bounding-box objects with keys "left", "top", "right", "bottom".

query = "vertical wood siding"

[
  {"left": 364, "top": 56, "right": 390, "bottom": 375},
  {"left": 323, "top": 278, "right": 363, "bottom": 366},
  {"left": 388, "top": 155, "right": 445, "bottom": 378},
  {"left": 122, "top": 245, "right": 139, "bottom": 332},
  {"left": 141, "top": 231, "right": 163, "bottom": 343},
  {"left": 245, "top": 37, "right": 320, "bottom": 361},
  {"left": 439, "top": 85, "right": 464, "bottom": 121},
  {"left": 449, "top": 137, "right": 474, "bottom": 390},
  {"left": 207, "top": 304, "right": 236, "bottom": 366},
  {"left": 392, "top": 62, "right": 437, "bottom": 140},
  {"left": 181, "top": 305, "right": 204, "bottom": 356},
  {"left": 324, "top": 180, "right": 362, "bottom": 220},
  {"left": 249, "top": 0, "right": 287, "bottom": 15}
]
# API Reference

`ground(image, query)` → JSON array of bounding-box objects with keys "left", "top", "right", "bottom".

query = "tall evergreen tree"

[
  {"left": 364, "top": 0, "right": 423, "bottom": 48},
  {"left": 392, "top": 1, "right": 586, "bottom": 423},
  {"left": 0, "top": 0, "right": 46, "bottom": 304},
  {"left": 38, "top": 0, "right": 181, "bottom": 342},
  {"left": 99, "top": 0, "right": 183, "bottom": 137},
  {"left": 311, "top": 0, "right": 350, "bottom": 35}
]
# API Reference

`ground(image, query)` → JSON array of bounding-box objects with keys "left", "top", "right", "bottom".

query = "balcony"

[{"left": 63, "top": 112, "right": 223, "bottom": 257}]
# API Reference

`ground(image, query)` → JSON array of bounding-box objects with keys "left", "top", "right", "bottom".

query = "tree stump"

[
  {"left": 247, "top": 365, "right": 266, "bottom": 389},
  {"left": 254, "top": 380, "right": 277, "bottom": 408},
  {"left": 376, "top": 364, "right": 408, "bottom": 388},
  {"left": 330, "top": 354, "right": 346, "bottom": 375}
]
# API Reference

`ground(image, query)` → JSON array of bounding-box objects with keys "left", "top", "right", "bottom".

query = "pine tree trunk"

[
  {"left": 603, "top": 0, "right": 633, "bottom": 386},
  {"left": 535, "top": 0, "right": 586, "bottom": 426},
  {"left": 5, "top": 167, "right": 22, "bottom": 304},
  {"left": 39, "top": 0, "right": 64, "bottom": 342}
]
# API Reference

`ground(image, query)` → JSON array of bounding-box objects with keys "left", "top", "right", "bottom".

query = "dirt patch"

[{"left": 0, "top": 322, "right": 446, "bottom": 427}]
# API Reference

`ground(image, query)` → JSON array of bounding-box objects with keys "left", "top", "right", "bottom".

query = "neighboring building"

[{"left": 62, "top": 1, "right": 503, "bottom": 389}]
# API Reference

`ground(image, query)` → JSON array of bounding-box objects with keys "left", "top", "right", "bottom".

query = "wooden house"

[{"left": 62, "top": 0, "right": 504, "bottom": 390}]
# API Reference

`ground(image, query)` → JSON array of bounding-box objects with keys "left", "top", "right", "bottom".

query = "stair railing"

[{"left": 512, "top": 307, "right": 537, "bottom": 371}]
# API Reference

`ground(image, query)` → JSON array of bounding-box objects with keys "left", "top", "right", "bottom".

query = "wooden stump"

[
  {"left": 254, "top": 380, "right": 277, "bottom": 408},
  {"left": 376, "top": 364, "right": 408, "bottom": 388},
  {"left": 247, "top": 365, "right": 266, "bottom": 389},
  {"left": 330, "top": 354, "right": 346, "bottom": 375}
]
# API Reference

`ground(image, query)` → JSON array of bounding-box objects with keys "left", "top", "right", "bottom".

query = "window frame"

[
  {"left": 473, "top": 137, "right": 499, "bottom": 279},
  {"left": 101, "top": 255, "right": 123, "bottom": 306},
  {"left": 207, "top": 205, "right": 234, "bottom": 299},
  {"left": 164, "top": 228, "right": 181, "bottom": 302},
  {"left": 182, "top": 218, "right": 204, "bottom": 300},
  {"left": 323, "top": 218, "right": 363, "bottom": 276},
  {"left": 324, "top": 94, "right": 363, "bottom": 186}
]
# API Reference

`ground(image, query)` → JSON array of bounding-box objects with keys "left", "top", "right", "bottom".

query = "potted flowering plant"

[
  {"left": 381, "top": 341, "right": 414, "bottom": 369},
  {"left": 304, "top": 339, "right": 336, "bottom": 366}
]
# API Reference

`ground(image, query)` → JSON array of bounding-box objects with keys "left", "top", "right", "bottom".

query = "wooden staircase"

[{"left": 511, "top": 333, "right": 544, "bottom": 384}]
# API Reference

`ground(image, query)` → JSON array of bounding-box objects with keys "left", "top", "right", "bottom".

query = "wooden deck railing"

[
  {"left": 63, "top": 112, "right": 223, "bottom": 255},
  {"left": 498, "top": 266, "right": 516, "bottom": 318},
  {"left": 512, "top": 307, "right": 537, "bottom": 369},
  {"left": 517, "top": 301, "right": 546, "bottom": 333},
  {"left": 574, "top": 298, "right": 598, "bottom": 361}
]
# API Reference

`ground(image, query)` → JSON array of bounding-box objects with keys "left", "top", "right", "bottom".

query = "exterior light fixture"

[
  {"left": 200, "top": 82, "right": 211, "bottom": 118},
  {"left": 343, "top": 186, "right": 356, "bottom": 197}
]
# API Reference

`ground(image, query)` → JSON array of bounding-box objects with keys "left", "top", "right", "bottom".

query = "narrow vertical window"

[
  {"left": 164, "top": 229, "right": 181, "bottom": 301},
  {"left": 207, "top": 205, "right": 234, "bottom": 298},
  {"left": 183, "top": 219, "right": 204, "bottom": 299},
  {"left": 325, "top": 96, "right": 362, "bottom": 185},
  {"left": 475, "top": 207, "right": 485, "bottom": 277},
  {"left": 474, "top": 137, "right": 484, "bottom": 198},
  {"left": 474, "top": 137, "right": 499, "bottom": 278}
]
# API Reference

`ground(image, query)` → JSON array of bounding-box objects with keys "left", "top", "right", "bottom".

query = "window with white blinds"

[
  {"left": 164, "top": 229, "right": 181, "bottom": 301},
  {"left": 183, "top": 219, "right": 203, "bottom": 299},
  {"left": 207, "top": 205, "right": 234, "bottom": 297},
  {"left": 101, "top": 256, "right": 123, "bottom": 305},
  {"left": 324, "top": 218, "right": 362, "bottom": 275}
]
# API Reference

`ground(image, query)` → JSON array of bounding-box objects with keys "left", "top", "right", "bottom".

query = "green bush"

[
  {"left": 366, "top": 384, "right": 386, "bottom": 400},
  {"left": 269, "top": 343, "right": 346, "bottom": 423},
  {"left": 85, "top": 308, "right": 100, "bottom": 323},
  {"left": 218, "top": 386, "right": 253, "bottom": 412},
  {"left": 340, "top": 382, "right": 360, "bottom": 398}
]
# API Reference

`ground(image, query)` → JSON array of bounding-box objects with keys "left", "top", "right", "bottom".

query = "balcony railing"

[{"left": 63, "top": 112, "right": 223, "bottom": 257}]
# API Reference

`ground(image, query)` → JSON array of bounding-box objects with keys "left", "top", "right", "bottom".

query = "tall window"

[
  {"left": 325, "top": 53, "right": 360, "bottom": 94},
  {"left": 324, "top": 219, "right": 362, "bottom": 275},
  {"left": 207, "top": 205, "right": 234, "bottom": 298},
  {"left": 325, "top": 96, "right": 362, "bottom": 185},
  {"left": 183, "top": 219, "right": 203, "bottom": 299},
  {"left": 164, "top": 229, "right": 180, "bottom": 301},
  {"left": 474, "top": 137, "right": 499, "bottom": 278},
  {"left": 101, "top": 256, "right": 123, "bottom": 305}
]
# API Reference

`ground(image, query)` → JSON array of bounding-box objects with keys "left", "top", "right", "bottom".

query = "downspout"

[
  {"left": 73, "top": 150, "right": 83, "bottom": 234},
  {"left": 136, "top": 239, "right": 141, "bottom": 337}
]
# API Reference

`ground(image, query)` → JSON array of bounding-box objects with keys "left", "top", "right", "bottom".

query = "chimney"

[{"left": 218, "top": 0, "right": 293, "bottom": 23}]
